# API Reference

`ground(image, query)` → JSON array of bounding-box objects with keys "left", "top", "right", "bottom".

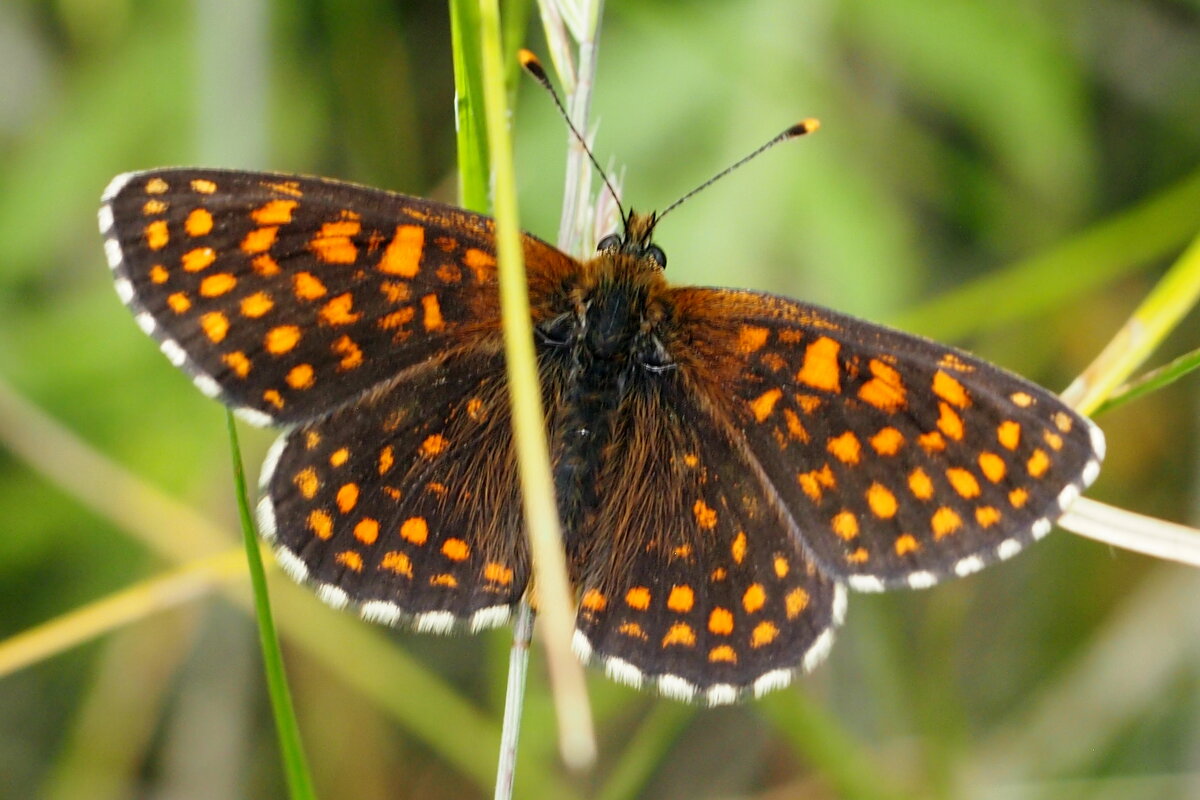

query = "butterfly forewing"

[
  {"left": 669, "top": 288, "right": 1104, "bottom": 592},
  {"left": 99, "top": 168, "right": 573, "bottom": 426},
  {"left": 570, "top": 369, "right": 844, "bottom": 704}
]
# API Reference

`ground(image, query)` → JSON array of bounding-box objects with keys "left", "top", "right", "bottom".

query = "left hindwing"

[{"left": 667, "top": 288, "right": 1105, "bottom": 592}]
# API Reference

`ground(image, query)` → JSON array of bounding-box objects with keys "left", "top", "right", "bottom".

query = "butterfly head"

[{"left": 596, "top": 210, "right": 667, "bottom": 271}]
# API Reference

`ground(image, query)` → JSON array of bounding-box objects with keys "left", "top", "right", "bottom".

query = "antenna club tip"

[
  {"left": 518, "top": 49, "right": 547, "bottom": 79},
  {"left": 789, "top": 118, "right": 820, "bottom": 137}
]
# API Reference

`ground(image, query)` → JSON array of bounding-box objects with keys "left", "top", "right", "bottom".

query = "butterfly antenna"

[
  {"left": 657, "top": 120, "right": 820, "bottom": 222},
  {"left": 519, "top": 49, "right": 627, "bottom": 223}
]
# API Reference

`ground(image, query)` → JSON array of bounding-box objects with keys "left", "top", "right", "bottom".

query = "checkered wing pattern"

[
  {"left": 99, "top": 168, "right": 573, "bottom": 426},
  {"left": 669, "top": 288, "right": 1105, "bottom": 593},
  {"left": 256, "top": 347, "right": 532, "bottom": 632},
  {"left": 570, "top": 369, "right": 844, "bottom": 705}
]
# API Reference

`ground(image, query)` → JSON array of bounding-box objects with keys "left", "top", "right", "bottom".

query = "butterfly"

[{"left": 99, "top": 165, "right": 1103, "bottom": 706}]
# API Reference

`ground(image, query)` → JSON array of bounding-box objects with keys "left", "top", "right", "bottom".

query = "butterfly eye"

[
  {"left": 637, "top": 336, "right": 675, "bottom": 373},
  {"left": 644, "top": 244, "right": 667, "bottom": 269},
  {"left": 597, "top": 233, "right": 622, "bottom": 252}
]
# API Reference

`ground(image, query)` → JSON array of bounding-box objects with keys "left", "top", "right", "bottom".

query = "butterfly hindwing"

[
  {"left": 256, "top": 347, "right": 531, "bottom": 632},
  {"left": 667, "top": 288, "right": 1105, "bottom": 591},
  {"left": 569, "top": 367, "right": 845, "bottom": 704}
]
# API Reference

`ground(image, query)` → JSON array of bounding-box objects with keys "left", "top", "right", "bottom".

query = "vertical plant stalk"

[
  {"left": 477, "top": 0, "right": 597, "bottom": 771},
  {"left": 494, "top": 601, "right": 535, "bottom": 799},
  {"left": 226, "top": 413, "right": 317, "bottom": 800}
]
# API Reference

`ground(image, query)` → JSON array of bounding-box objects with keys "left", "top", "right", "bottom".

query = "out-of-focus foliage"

[{"left": 1, "top": 1, "right": 1198, "bottom": 798}]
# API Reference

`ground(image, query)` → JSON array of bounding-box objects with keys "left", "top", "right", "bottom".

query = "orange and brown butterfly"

[{"left": 99, "top": 137, "right": 1103, "bottom": 706}]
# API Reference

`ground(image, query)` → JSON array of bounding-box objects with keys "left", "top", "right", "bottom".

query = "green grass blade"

[
  {"left": 226, "top": 412, "right": 317, "bottom": 800},
  {"left": 893, "top": 167, "right": 1200, "bottom": 340},
  {"left": 1093, "top": 346, "right": 1200, "bottom": 415},
  {"left": 449, "top": 0, "right": 490, "bottom": 212}
]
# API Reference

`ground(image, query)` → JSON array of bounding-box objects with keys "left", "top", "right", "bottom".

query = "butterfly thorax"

[{"left": 550, "top": 221, "right": 674, "bottom": 556}]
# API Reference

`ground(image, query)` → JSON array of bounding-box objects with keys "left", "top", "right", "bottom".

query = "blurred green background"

[{"left": 2, "top": 0, "right": 1199, "bottom": 798}]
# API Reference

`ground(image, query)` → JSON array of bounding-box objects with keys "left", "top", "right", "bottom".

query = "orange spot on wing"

[
  {"left": 293, "top": 467, "right": 319, "bottom": 498},
  {"left": 307, "top": 509, "right": 333, "bottom": 539},
  {"left": 441, "top": 538, "right": 470, "bottom": 561},
  {"left": 190, "top": 178, "right": 216, "bottom": 194},
  {"left": 379, "top": 307, "right": 415, "bottom": 330},
  {"left": 319, "top": 293, "right": 362, "bottom": 325},
  {"left": 182, "top": 247, "right": 216, "bottom": 272},
  {"left": 185, "top": 207, "right": 213, "bottom": 237},
  {"left": 378, "top": 224, "right": 424, "bottom": 276},
  {"left": 378, "top": 446, "right": 394, "bottom": 474},
  {"left": 462, "top": 248, "right": 495, "bottom": 281},
  {"left": 354, "top": 518, "right": 379, "bottom": 545},
  {"left": 618, "top": 622, "right": 647, "bottom": 640},
  {"left": 708, "top": 645, "right": 737, "bottom": 663},
  {"left": 859, "top": 359, "right": 907, "bottom": 411},
  {"left": 827, "top": 431, "right": 861, "bottom": 464},
  {"left": 751, "top": 620, "right": 779, "bottom": 648},
  {"left": 400, "top": 517, "right": 428, "bottom": 545},
  {"left": 919, "top": 430, "right": 947, "bottom": 452},
  {"left": 797, "top": 336, "right": 841, "bottom": 392},
  {"left": 167, "top": 292, "right": 191, "bottom": 314},
  {"left": 293, "top": 272, "right": 328, "bottom": 300},
  {"left": 252, "top": 199, "right": 298, "bottom": 225},
  {"left": 731, "top": 531, "right": 747, "bottom": 564},
  {"left": 975, "top": 506, "right": 1002, "bottom": 528},
  {"left": 1010, "top": 391, "right": 1034, "bottom": 408},
  {"left": 931, "top": 507, "right": 962, "bottom": 539},
  {"left": 200, "top": 311, "right": 229, "bottom": 342},
  {"left": 380, "top": 551, "right": 413, "bottom": 577},
  {"left": 978, "top": 451, "right": 1007, "bottom": 482},
  {"left": 145, "top": 177, "right": 169, "bottom": 194},
  {"left": 937, "top": 402, "right": 964, "bottom": 440},
  {"left": 708, "top": 607, "right": 734, "bottom": 635},
  {"left": 933, "top": 370, "right": 971, "bottom": 408},
  {"left": 662, "top": 623, "right": 697, "bottom": 647},
  {"left": 149, "top": 264, "right": 169, "bottom": 283},
  {"left": 774, "top": 555, "right": 789, "bottom": 578},
  {"left": 430, "top": 574, "right": 457, "bottom": 588},
  {"left": 199, "top": 272, "right": 236, "bottom": 297},
  {"left": 1027, "top": 449, "right": 1051, "bottom": 478},
  {"left": 798, "top": 464, "right": 836, "bottom": 501},
  {"left": 908, "top": 468, "right": 934, "bottom": 500},
  {"left": 1009, "top": 487, "right": 1029, "bottom": 508},
  {"left": 785, "top": 588, "right": 809, "bottom": 618},
  {"left": 145, "top": 219, "right": 169, "bottom": 250},
  {"left": 310, "top": 218, "right": 361, "bottom": 264},
  {"left": 783, "top": 409, "right": 810, "bottom": 442},
  {"left": 997, "top": 420, "right": 1021, "bottom": 450},
  {"left": 742, "top": 583, "right": 766, "bottom": 613},
  {"left": 894, "top": 534, "right": 919, "bottom": 555},
  {"left": 667, "top": 585, "right": 694, "bottom": 613},
  {"left": 832, "top": 510, "right": 859, "bottom": 540},
  {"left": 143, "top": 199, "right": 167, "bottom": 215},
  {"left": 693, "top": 499, "right": 717, "bottom": 529},
  {"left": 946, "top": 468, "right": 981, "bottom": 499},
  {"left": 265, "top": 325, "right": 301, "bottom": 354},
  {"left": 484, "top": 563, "right": 514, "bottom": 585},
  {"left": 332, "top": 335, "right": 363, "bottom": 370},
  {"left": 222, "top": 351, "right": 250, "bottom": 377},
  {"left": 581, "top": 589, "right": 607, "bottom": 611},
  {"left": 336, "top": 483, "right": 359, "bottom": 513},
  {"left": 421, "top": 294, "right": 444, "bottom": 331},
  {"left": 870, "top": 427, "right": 904, "bottom": 455},
  {"left": 867, "top": 483, "right": 898, "bottom": 518},
  {"left": 1053, "top": 411, "right": 1073, "bottom": 433},
  {"left": 625, "top": 586, "right": 651, "bottom": 610},
  {"left": 241, "top": 226, "right": 278, "bottom": 254},
  {"left": 240, "top": 291, "right": 274, "bottom": 317},
  {"left": 252, "top": 254, "right": 280, "bottom": 276},
  {"left": 286, "top": 363, "right": 314, "bottom": 389},
  {"left": 262, "top": 389, "right": 284, "bottom": 409},
  {"left": 335, "top": 550, "right": 363, "bottom": 572},
  {"left": 750, "top": 388, "right": 783, "bottom": 422},
  {"left": 737, "top": 325, "right": 769, "bottom": 353},
  {"left": 420, "top": 434, "right": 449, "bottom": 458}
]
